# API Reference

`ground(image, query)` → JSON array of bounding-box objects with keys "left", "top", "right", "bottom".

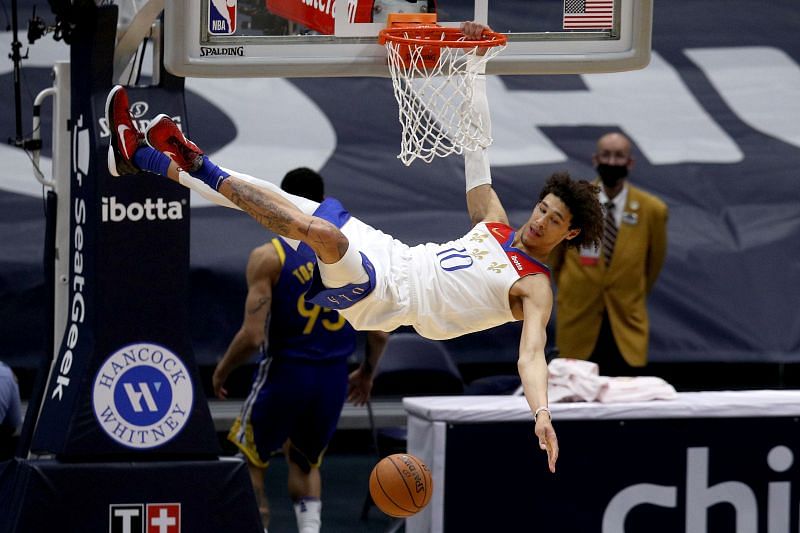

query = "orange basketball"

[{"left": 368, "top": 453, "right": 433, "bottom": 517}]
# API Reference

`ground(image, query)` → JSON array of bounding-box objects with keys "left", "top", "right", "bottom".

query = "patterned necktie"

[{"left": 602, "top": 201, "right": 617, "bottom": 264}]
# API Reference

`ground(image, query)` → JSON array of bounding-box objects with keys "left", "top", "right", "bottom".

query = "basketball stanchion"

[
  {"left": 0, "top": 5, "right": 263, "bottom": 532},
  {"left": 378, "top": 14, "right": 507, "bottom": 166}
]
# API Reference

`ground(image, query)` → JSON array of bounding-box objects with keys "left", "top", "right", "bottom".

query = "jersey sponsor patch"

[{"left": 485, "top": 222, "right": 551, "bottom": 278}]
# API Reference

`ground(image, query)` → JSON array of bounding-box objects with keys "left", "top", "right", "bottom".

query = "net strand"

[{"left": 385, "top": 33, "right": 505, "bottom": 165}]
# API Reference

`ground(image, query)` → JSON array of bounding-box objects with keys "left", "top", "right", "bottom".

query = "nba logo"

[{"left": 209, "top": 0, "right": 237, "bottom": 35}]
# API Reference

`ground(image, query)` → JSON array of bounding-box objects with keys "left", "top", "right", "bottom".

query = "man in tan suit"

[{"left": 551, "top": 132, "right": 668, "bottom": 375}]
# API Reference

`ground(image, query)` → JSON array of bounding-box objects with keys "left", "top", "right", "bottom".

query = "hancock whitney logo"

[{"left": 93, "top": 343, "right": 194, "bottom": 449}]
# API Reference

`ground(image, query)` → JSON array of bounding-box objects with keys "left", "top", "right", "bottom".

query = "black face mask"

[{"left": 596, "top": 163, "right": 629, "bottom": 188}]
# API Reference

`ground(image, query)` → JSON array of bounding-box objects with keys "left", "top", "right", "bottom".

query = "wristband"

[
  {"left": 192, "top": 156, "right": 229, "bottom": 191},
  {"left": 534, "top": 406, "right": 551, "bottom": 422}
]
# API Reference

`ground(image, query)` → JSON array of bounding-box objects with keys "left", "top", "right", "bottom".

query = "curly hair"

[{"left": 539, "top": 172, "right": 603, "bottom": 250}]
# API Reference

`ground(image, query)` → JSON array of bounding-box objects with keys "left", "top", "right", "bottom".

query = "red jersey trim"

[{"left": 485, "top": 222, "right": 551, "bottom": 279}]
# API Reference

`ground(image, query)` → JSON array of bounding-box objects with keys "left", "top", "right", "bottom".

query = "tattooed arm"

[
  {"left": 219, "top": 176, "right": 348, "bottom": 264},
  {"left": 162, "top": 159, "right": 347, "bottom": 263}
]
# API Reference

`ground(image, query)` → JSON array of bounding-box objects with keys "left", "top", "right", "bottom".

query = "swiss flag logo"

[{"left": 146, "top": 503, "right": 180, "bottom": 533}]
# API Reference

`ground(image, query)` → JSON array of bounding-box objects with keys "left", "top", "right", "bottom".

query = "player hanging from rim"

[{"left": 105, "top": 22, "right": 604, "bottom": 473}]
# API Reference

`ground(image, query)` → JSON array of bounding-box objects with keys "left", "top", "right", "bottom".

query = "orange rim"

[{"left": 378, "top": 26, "right": 507, "bottom": 48}]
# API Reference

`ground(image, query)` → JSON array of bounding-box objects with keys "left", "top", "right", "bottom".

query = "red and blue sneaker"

[
  {"left": 144, "top": 114, "right": 204, "bottom": 172},
  {"left": 105, "top": 85, "right": 144, "bottom": 176}
]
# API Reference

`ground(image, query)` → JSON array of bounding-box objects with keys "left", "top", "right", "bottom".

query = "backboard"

[{"left": 164, "top": 0, "right": 653, "bottom": 78}]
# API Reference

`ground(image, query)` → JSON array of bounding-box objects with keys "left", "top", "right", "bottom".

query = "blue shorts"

[{"left": 228, "top": 355, "right": 350, "bottom": 469}]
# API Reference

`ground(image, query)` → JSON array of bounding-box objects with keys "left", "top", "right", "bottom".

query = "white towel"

[
  {"left": 534, "top": 358, "right": 678, "bottom": 403},
  {"left": 599, "top": 376, "right": 678, "bottom": 403}
]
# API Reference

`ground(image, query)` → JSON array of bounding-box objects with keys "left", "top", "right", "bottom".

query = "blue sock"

[
  {"left": 190, "top": 156, "right": 230, "bottom": 191},
  {"left": 132, "top": 146, "right": 172, "bottom": 177}
]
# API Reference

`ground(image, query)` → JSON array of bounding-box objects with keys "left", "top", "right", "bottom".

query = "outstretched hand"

[{"left": 535, "top": 415, "right": 559, "bottom": 473}]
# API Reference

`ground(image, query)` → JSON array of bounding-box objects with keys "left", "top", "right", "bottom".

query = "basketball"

[{"left": 368, "top": 453, "right": 433, "bottom": 517}]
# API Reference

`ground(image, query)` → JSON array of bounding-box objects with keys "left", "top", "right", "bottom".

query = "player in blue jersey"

[{"left": 211, "top": 168, "right": 389, "bottom": 533}]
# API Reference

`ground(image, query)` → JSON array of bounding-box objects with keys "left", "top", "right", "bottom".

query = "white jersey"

[
  {"left": 339, "top": 219, "right": 551, "bottom": 340},
  {"left": 175, "top": 171, "right": 551, "bottom": 340}
]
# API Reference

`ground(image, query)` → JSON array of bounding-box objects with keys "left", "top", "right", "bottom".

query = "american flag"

[{"left": 563, "top": 0, "right": 614, "bottom": 30}]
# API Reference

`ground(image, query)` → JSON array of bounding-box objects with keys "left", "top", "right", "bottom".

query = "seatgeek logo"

[
  {"left": 49, "top": 114, "right": 91, "bottom": 401},
  {"left": 109, "top": 503, "right": 180, "bottom": 533},
  {"left": 93, "top": 343, "right": 193, "bottom": 449}
]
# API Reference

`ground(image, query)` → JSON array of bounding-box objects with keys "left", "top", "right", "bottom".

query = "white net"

[{"left": 384, "top": 34, "right": 506, "bottom": 166}]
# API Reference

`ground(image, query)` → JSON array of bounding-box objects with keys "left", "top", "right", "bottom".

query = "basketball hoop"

[{"left": 379, "top": 18, "right": 507, "bottom": 165}]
